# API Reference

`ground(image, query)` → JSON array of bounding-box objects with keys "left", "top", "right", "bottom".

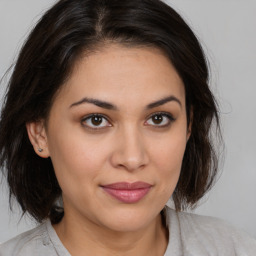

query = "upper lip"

[{"left": 101, "top": 182, "right": 152, "bottom": 190}]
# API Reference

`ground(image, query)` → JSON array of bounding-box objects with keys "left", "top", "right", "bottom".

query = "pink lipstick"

[{"left": 101, "top": 182, "right": 152, "bottom": 203}]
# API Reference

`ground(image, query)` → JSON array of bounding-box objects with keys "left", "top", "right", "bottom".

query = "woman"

[{"left": 0, "top": 0, "right": 255, "bottom": 255}]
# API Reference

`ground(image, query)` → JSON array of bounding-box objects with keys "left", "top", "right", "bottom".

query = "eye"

[
  {"left": 145, "top": 112, "right": 174, "bottom": 127},
  {"left": 81, "top": 114, "right": 111, "bottom": 129}
]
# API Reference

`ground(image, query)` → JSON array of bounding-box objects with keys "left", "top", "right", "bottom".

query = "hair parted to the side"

[{"left": 0, "top": 0, "right": 221, "bottom": 224}]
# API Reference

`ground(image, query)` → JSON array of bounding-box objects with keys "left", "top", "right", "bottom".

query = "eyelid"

[
  {"left": 81, "top": 113, "right": 112, "bottom": 130},
  {"left": 146, "top": 111, "right": 175, "bottom": 120},
  {"left": 80, "top": 111, "right": 175, "bottom": 130},
  {"left": 144, "top": 111, "right": 175, "bottom": 127}
]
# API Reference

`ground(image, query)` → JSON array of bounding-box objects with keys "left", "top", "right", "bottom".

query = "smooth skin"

[{"left": 27, "top": 44, "right": 191, "bottom": 256}]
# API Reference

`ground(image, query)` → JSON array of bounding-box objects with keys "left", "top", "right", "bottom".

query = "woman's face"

[{"left": 41, "top": 44, "right": 189, "bottom": 232}]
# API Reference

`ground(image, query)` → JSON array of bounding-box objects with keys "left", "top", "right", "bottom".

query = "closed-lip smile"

[{"left": 101, "top": 182, "right": 152, "bottom": 203}]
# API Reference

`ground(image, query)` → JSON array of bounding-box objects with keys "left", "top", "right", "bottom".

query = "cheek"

[
  {"left": 151, "top": 131, "right": 187, "bottom": 188},
  {"left": 154, "top": 131, "right": 187, "bottom": 166},
  {"left": 46, "top": 128, "right": 107, "bottom": 187},
  {"left": 47, "top": 125, "right": 121, "bottom": 194}
]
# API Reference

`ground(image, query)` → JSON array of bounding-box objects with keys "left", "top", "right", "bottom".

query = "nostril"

[
  {"left": 110, "top": 146, "right": 149, "bottom": 172},
  {"left": 109, "top": 129, "right": 149, "bottom": 171}
]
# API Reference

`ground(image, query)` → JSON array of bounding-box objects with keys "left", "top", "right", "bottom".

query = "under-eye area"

[
  {"left": 144, "top": 112, "right": 176, "bottom": 128},
  {"left": 80, "top": 111, "right": 176, "bottom": 131},
  {"left": 81, "top": 113, "right": 112, "bottom": 130}
]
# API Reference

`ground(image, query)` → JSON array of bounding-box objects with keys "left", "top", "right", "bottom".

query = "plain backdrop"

[{"left": 0, "top": 0, "right": 255, "bottom": 242}]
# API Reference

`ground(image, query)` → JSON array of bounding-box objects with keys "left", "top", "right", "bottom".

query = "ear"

[
  {"left": 186, "top": 108, "right": 193, "bottom": 141},
  {"left": 26, "top": 120, "right": 50, "bottom": 158},
  {"left": 187, "top": 122, "right": 192, "bottom": 141}
]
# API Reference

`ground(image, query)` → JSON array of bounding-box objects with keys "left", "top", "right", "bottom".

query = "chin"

[{"left": 97, "top": 206, "right": 160, "bottom": 233}]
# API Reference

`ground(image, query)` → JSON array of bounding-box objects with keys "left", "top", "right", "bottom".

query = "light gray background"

[{"left": 0, "top": 0, "right": 255, "bottom": 242}]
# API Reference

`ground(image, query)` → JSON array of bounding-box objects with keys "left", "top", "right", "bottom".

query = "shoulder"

[
  {"left": 166, "top": 207, "right": 256, "bottom": 255},
  {"left": 0, "top": 221, "right": 55, "bottom": 256}
]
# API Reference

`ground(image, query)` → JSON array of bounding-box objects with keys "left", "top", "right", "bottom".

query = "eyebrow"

[
  {"left": 146, "top": 95, "right": 182, "bottom": 109},
  {"left": 69, "top": 97, "right": 117, "bottom": 110},
  {"left": 69, "top": 95, "right": 182, "bottom": 110}
]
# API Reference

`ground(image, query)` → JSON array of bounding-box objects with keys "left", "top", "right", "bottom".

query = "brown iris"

[
  {"left": 91, "top": 116, "right": 103, "bottom": 126},
  {"left": 152, "top": 114, "right": 163, "bottom": 125}
]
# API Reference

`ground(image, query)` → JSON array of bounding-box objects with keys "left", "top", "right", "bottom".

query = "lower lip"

[{"left": 102, "top": 187, "right": 151, "bottom": 203}]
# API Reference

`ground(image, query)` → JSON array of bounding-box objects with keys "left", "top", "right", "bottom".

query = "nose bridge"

[{"left": 111, "top": 123, "right": 148, "bottom": 171}]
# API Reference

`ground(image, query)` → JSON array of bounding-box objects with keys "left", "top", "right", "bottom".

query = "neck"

[{"left": 53, "top": 211, "right": 168, "bottom": 256}]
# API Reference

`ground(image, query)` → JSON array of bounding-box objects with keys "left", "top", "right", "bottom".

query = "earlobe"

[{"left": 26, "top": 121, "right": 50, "bottom": 158}]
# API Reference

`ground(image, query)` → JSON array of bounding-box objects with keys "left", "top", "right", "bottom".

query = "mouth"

[{"left": 101, "top": 182, "right": 152, "bottom": 203}]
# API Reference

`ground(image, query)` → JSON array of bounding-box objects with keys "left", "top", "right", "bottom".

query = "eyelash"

[
  {"left": 81, "top": 112, "right": 175, "bottom": 130},
  {"left": 145, "top": 112, "right": 175, "bottom": 128},
  {"left": 81, "top": 114, "right": 111, "bottom": 131}
]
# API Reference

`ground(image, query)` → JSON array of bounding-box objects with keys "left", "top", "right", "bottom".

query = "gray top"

[{"left": 1, "top": 207, "right": 256, "bottom": 255}]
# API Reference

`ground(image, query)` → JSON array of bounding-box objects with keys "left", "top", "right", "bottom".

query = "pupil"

[
  {"left": 92, "top": 116, "right": 102, "bottom": 126},
  {"left": 153, "top": 115, "right": 162, "bottom": 124}
]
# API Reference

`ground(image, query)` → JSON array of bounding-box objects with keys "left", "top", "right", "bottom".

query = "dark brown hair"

[{"left": 0, "top": 0, "right": 221, "bottom": 223}]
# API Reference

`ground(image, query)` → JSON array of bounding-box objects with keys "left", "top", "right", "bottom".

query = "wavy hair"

[{"left": 0, "top": 0, "right": 221, "bottom": 223}]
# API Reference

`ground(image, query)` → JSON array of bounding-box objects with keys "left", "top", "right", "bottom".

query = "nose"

[{"left": 110, "top": 126, "right": 149, "bottom": 172}]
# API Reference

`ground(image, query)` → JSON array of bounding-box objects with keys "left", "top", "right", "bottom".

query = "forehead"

[{"left": 55, "top": 44, "right": 185, "bottom": 108}]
